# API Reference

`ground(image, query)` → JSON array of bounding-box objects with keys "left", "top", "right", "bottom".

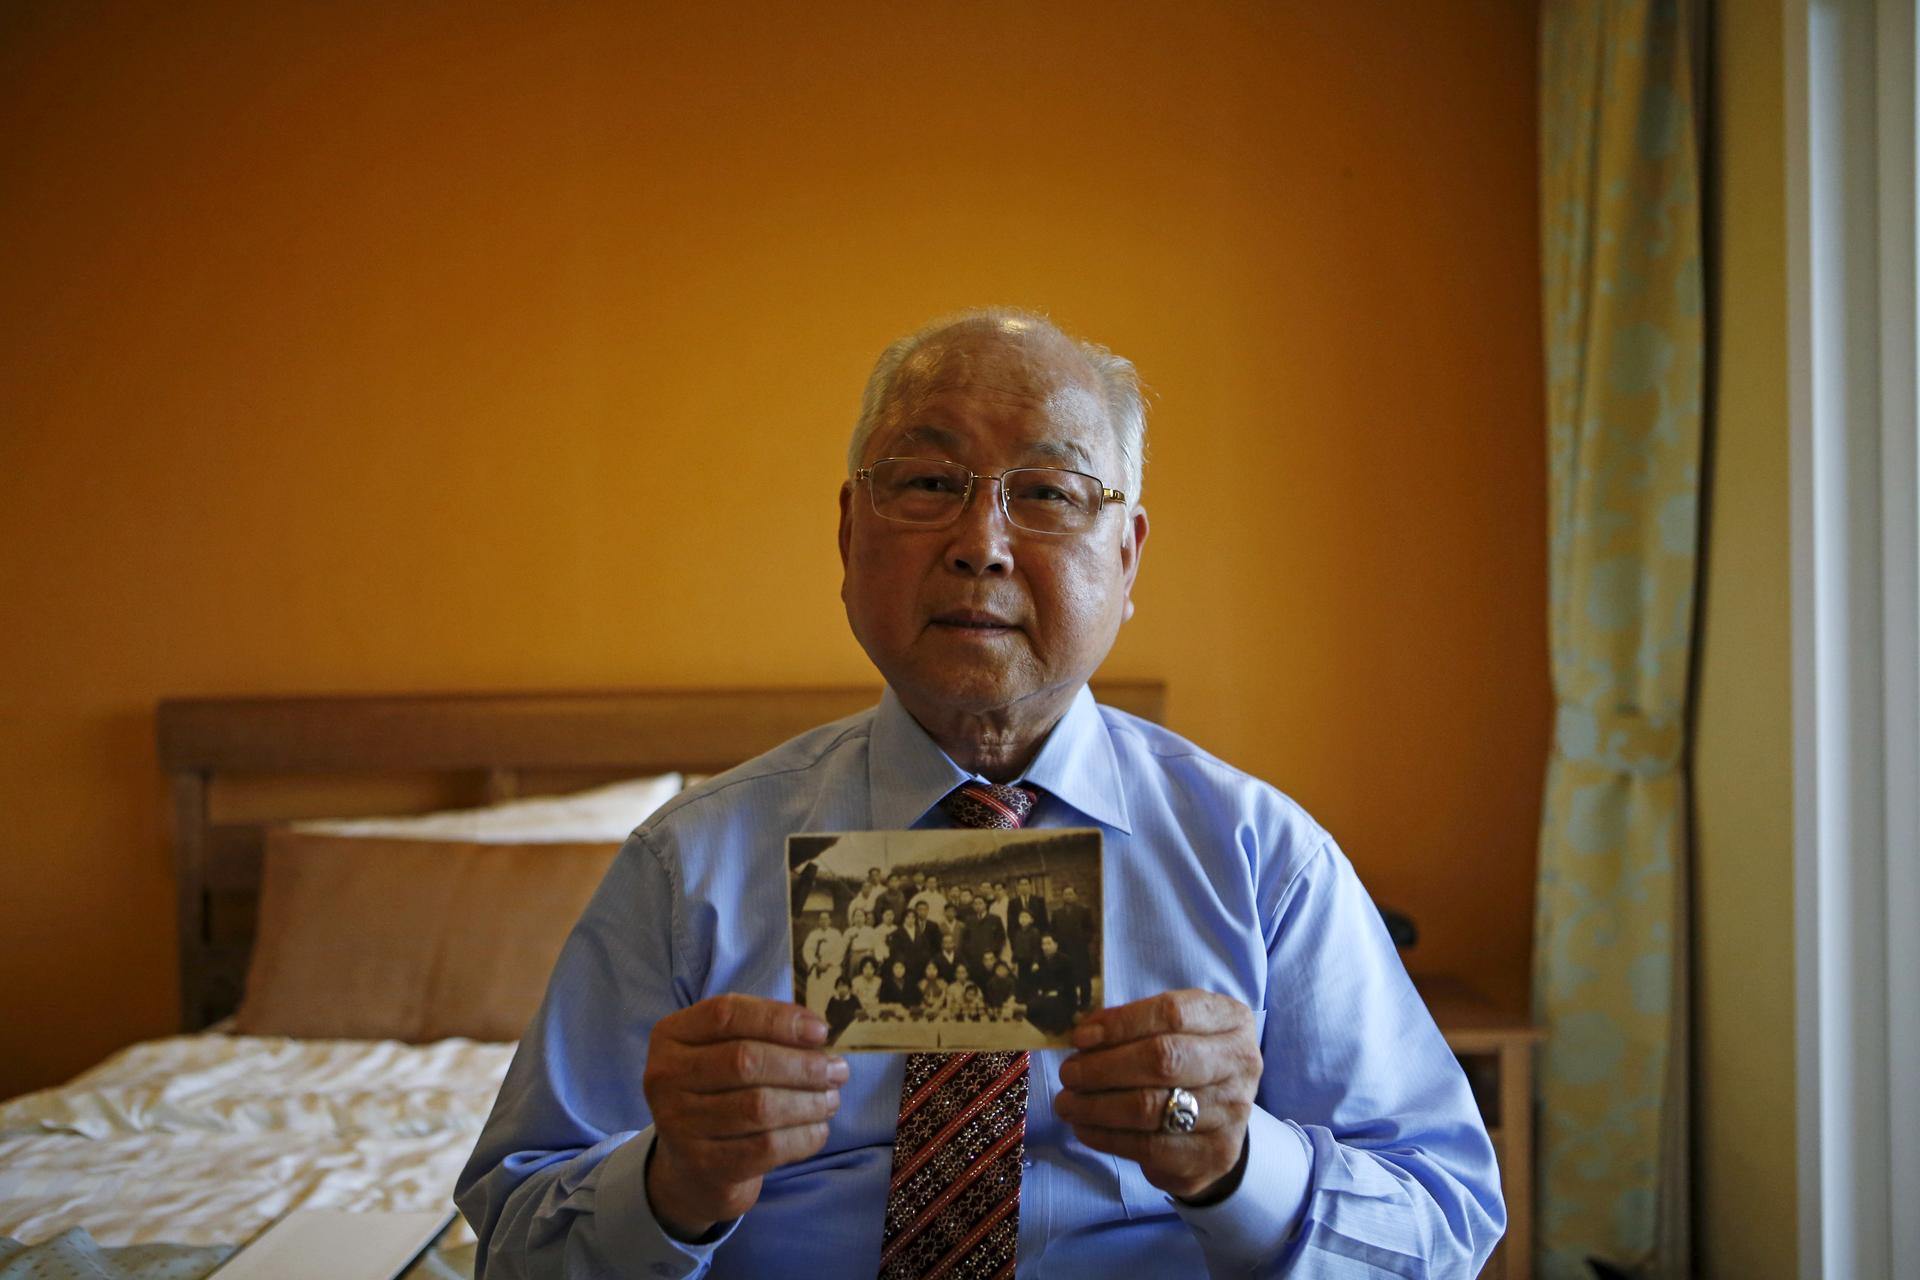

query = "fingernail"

[
  {"left": 825, "top": 1089, "right": 841, "bottom": 1111},
  {"left": 1071, "top": 1022, "right": 1104, "bottom": 1049},
  {"left": 826, "top": 1056, "right": 851, "bottom": 1083},
  {"left": 799, "top": 1017, "right": 829, "bottom": 1045}
]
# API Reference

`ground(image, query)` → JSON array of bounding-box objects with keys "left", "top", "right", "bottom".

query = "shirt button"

[{"left": 1022, "top": 1156, "right": 1034, "bottom": 1168}]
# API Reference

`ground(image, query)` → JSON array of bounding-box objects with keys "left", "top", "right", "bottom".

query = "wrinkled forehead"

[{"left": 879, "top": 325, "right": 1112, "bottom": 442}]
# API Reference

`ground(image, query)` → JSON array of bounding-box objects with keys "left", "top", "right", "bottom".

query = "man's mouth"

[{"left": 932, "top": 610, "right": 1016, "bottom": 630}]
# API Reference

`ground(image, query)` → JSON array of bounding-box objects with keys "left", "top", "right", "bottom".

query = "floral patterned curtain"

[{"left": 1534, "top": 1, "right": 1703, "bottom": 1275}]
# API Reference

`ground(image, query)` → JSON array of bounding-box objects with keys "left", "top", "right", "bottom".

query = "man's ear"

[
  {"left": 838, "top": 482, "right": 854, "bottom": 572},
  {"left": 1119, "top": 505, "right": 1149, "bottom": 623}
]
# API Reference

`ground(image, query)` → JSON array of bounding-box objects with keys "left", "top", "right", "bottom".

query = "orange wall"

[{"left": 0, "top": 2, "right": 1546, "bottom": 1097}]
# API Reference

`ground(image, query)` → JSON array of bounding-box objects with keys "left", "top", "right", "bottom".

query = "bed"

[{"left": 0, "top": 682, "right": 1163, "bottom": 1277}]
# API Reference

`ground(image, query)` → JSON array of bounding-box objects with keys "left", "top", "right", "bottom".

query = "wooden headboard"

[{"left": 156, "top": 681, "right": 1165, "bottom": 1031}]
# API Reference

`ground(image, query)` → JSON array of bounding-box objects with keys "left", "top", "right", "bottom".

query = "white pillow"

[{"left": 293, "top": 773, "right": 683, "bottom": 844}]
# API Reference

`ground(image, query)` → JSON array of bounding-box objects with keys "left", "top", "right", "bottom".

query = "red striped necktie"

[{"left": 877, "top": 781, "right": 1037, "bottom": 1280}]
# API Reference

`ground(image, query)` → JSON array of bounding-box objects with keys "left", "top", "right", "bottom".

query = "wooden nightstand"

[{"left": 1414, "top": 975, "right": 1544, "bottom": 1280}]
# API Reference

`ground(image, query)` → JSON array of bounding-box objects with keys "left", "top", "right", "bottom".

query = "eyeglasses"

[{"left": 855, "top": 457, "right": 1126, "bottom": 536}]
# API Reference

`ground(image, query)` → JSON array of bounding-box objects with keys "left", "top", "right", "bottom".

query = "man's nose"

[{"left": 944, "top": 477, "right": 1014, "bottom": 576}]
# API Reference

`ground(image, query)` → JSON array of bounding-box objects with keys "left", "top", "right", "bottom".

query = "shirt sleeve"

[
  {"left": 456, "top": 831, "right": 739, "bottom": 1279},
  {"left": 1174, "top": 836, "right": 1507, "bottom": 1277}
]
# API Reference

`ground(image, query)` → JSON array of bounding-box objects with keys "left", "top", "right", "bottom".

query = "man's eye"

[
  {"left": 1010, "top": 480, "right": 1077, "bottom": 504},
  {"left": 904, "top": 473, "right": 964, "bottom": 494}
]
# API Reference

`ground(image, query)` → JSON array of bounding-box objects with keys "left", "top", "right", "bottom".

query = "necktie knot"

[{"left": 941, "top": 782, "right": 1038, "bottom": 830}]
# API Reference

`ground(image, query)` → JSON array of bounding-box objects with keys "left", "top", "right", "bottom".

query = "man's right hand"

[{"left": 641, "top": 994, "right": 848, "bottom": 1241}]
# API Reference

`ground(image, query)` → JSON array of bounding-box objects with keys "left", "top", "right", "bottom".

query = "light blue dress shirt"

[{"left": 457, "top": 687, "right": 1505, "bottom": 1277}]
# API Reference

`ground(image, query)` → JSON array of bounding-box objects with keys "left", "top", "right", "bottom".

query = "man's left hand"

[{"left": 1052, "top": 989, "right": 1261, "bottom": 1202}]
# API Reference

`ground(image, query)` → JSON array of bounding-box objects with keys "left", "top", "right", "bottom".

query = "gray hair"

[{"left": 846, "top": 308, "right": 1149, "bottom": 500}]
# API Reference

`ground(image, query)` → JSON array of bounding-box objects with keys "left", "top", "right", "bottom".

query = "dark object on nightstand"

[{"left": 1378, "top": 904, "right": 1418, "bottom": 949}]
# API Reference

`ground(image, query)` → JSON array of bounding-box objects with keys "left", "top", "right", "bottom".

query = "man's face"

[
  {"left": 840, "top": 323, "right": 1148, "bottom": 732},
  {"left": 1042, "top": 935, "right": 1058, "bottom": 957},
  {"left": 914, "top": 902, "right": 929, "bottom": 921}
]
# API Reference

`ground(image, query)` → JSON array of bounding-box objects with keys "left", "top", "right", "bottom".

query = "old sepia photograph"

[{"left": 786, "top": 828, "right": 1103, "bottom": 1051}]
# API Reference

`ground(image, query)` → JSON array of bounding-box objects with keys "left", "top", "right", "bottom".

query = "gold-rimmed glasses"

[{"left": 855, "top": 457, "right": 1126, "bottom": 535}]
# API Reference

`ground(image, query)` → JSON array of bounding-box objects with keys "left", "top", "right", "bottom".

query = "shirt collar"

[{"left": 867, "top": 684, "right": 1133, "bottom": 834}]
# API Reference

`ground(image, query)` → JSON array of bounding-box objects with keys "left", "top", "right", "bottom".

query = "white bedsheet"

[{"left": 0, "top": 1034, "right": 513, "bottom": 1247}]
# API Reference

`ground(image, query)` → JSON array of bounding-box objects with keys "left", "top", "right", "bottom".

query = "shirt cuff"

[
  {"left": 591, "top": 1127, "right": 742, "bottom": 1277},
  {"left": 1168, "top": 1108, "right": 1313, "bottom": 1270}
]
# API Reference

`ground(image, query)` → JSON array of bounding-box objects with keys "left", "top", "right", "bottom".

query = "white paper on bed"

[
  {"left": 292, "top": 773, "right": 683, "bottom": 843},
  {"left": 0, "top": 1035, "right": 512, "bottom": 1247},
  {"left": 213, "top": 1208, "right": 455, "bottom": 1280}
]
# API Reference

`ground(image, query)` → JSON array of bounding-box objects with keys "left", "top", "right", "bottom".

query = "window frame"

[{"left": 1786, "top": 1, "right": 1920, "bottom": 1275}]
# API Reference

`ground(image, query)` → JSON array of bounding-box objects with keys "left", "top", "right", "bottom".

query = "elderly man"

[{"left": 458, "top": 310, "right": 1503, "bottom": 1276}]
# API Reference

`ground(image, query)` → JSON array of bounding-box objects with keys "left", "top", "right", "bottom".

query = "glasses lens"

[
  {"left": 1003, "top": 468, "right": 1103, "bottom": 533},
  {"left": 868, "top": 458, "right": 970, "bottom": 524}
]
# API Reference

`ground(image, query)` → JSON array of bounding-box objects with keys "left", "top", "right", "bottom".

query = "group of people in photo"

[{"left": 794, "top": 866, "right": 1098, "bottom": 1038}]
